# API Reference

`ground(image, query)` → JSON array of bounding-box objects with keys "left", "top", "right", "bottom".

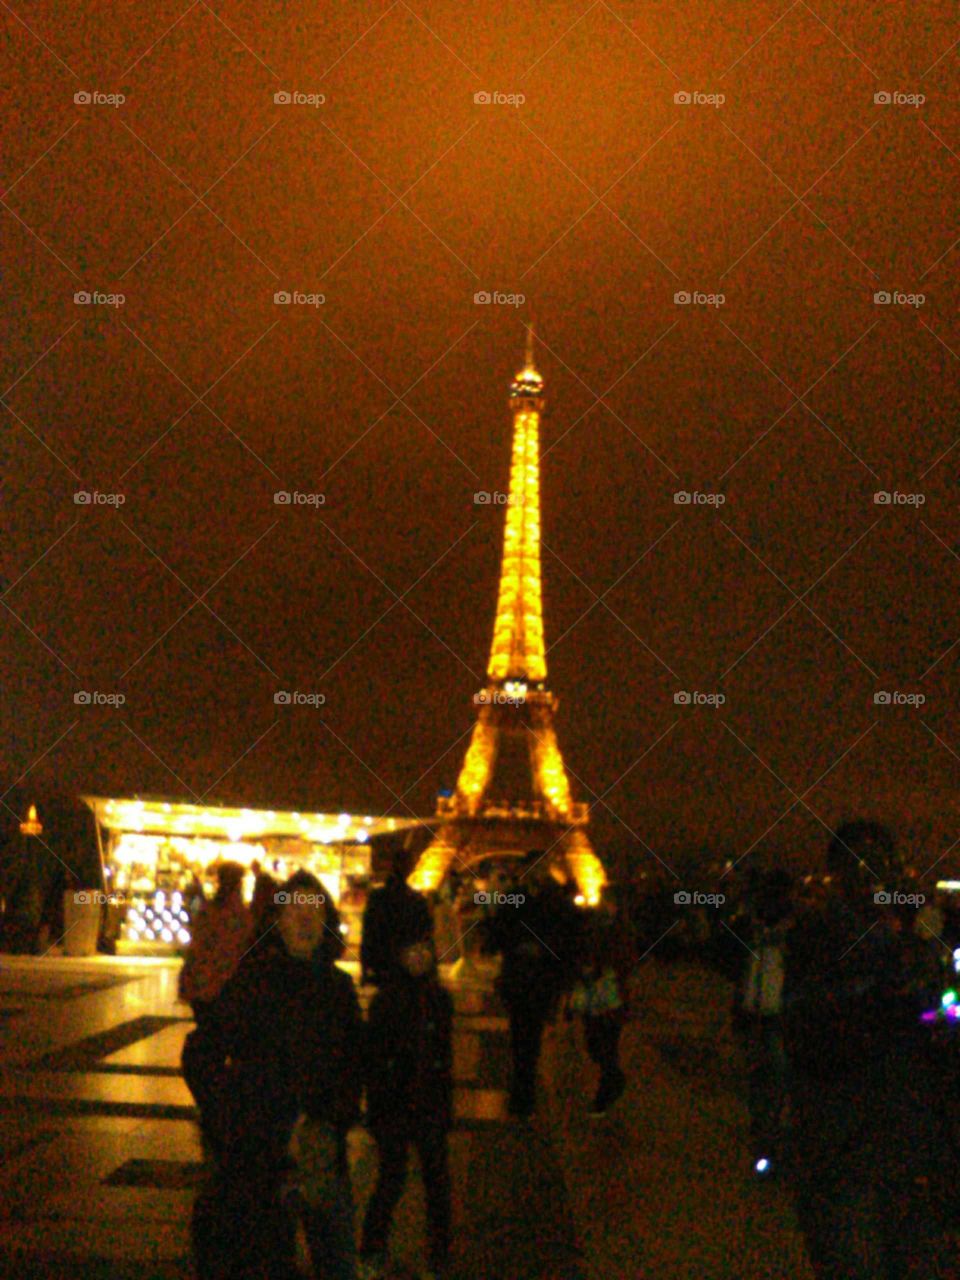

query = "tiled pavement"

[{"left": 0, "top": 955, "right": 813, "bottom": 1279}]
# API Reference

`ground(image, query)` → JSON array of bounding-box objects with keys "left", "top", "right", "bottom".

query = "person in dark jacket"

[
  {"left": 190, "top": 870, "right": 362, "bottom": 1280},
  {"left": 487, "top": 849, "right": 581, "bottom": 1117},
  {"left": 782, "top": 821, "right": 957, "bottom": 1278},
  {"left": 360, "top": 846, "right": 433, "bottom": 986},
  {"left": 360, "top": 929, "right": 453, "bottom": 1280}
]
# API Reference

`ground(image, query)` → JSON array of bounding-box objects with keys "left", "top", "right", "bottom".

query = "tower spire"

[{"left": 524, "top": 319, "right": 535, "bottom": 372}]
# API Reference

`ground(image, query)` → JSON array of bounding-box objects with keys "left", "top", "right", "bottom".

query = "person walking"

[
  {"left": 190, "top": 870, "right": 362, "bottom": 1280},
  {"left": 732, "top": 868, "right": 794, "bottom": 1174},
  {"left": 487, "top": 849, "right": 580, "bottom": 1117},
  {"left": 569, "top": 885, "right": 634, "bottom": 1117},
  {"left": 360, "top": 846, "right": 432, "bottom": 987},
  {"left": 359, "top": 929, "right": 453, "bottom": 1280},
  {"left": 781, "top": 821, "right": 958, "bottom": 1278},
  {"left": 179, "top": 862, "right": 253, "bottom": 1154}
]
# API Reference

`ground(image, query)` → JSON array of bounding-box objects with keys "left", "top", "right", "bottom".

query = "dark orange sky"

[{"left": 3, "top": 0, "right": 960, "bottom": 875}]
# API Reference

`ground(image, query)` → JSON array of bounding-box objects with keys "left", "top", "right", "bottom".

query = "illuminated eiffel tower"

[{"left": 410, "top": 330, "right": 607, "bottom": 903}]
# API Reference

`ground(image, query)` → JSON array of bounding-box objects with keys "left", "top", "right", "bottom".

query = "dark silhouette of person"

[
  {"left": 190, "top": 870, "right": 361, "bottom": 1280},
  {"left": 360, "top": 846, "right": 432, "bottom": 987},
  {"left": 782, "top": 820, "right": 958, "bottom": 1278},
  {"left": 360, "top": 928, "right": 453, "bottom": 1277},
  {"left": 487, "top": 849, "right": 580, "bottom": 1117}
]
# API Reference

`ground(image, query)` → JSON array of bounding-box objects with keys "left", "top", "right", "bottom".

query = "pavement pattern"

[{"left": 0, "top": 954, "right": 813, "bottom": 1279}]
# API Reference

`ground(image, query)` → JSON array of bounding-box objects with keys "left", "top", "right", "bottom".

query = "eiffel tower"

[{"left": 410, "top": 330, "right": 607, "bottom": 903}]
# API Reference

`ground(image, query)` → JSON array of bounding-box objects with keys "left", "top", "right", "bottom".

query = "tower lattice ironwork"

[{"left": 410, "top": 330, "right": 606, "bottom": 902}]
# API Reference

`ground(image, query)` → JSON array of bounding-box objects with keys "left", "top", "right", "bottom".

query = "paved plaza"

[{"left": 0, "top": 954, "right": 812, "bottom": 1279}]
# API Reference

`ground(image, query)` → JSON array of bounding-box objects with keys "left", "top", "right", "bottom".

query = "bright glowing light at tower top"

[{"left": 509, "top": 323, "right": 544, "bottom": 400}]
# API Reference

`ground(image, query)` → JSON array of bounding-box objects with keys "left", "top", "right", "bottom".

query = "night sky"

[{"left": 3, "top": 1, "right": 960, "bottom": 878}]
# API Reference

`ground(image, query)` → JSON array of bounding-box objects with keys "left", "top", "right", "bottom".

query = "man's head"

[
  {"left": 214, "top": 861, "right": 245, "bottom": 902},
  {"left": 277, "top": 870, "right": 328, "bottom": 959},
  {"left": 391, "top": 846, "right": 416, "bottom": 883}
]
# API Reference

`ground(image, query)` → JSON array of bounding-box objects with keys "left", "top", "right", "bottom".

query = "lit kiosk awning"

[{"left": 82, "top": 796, "right": 422, "bottom": 948}]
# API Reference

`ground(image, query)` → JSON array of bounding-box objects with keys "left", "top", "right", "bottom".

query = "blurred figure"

[
  {"left": 190, "top": 870, "right": 361, "bottom": 1280},
  {"left": 782, "top": 821, "right": 956, "bottom": 1278},
  {"left": 732, "top": 868, "right": 795, "bottom": 1172},
  {"left": 360, "top": 931, "right": 453, "bottom": 1280},
  {"left": 360, "top": 846, "right": 432, "bottom": 987},
  {"left": 250, "top": 860, "right": 279, "bottom": 938},
  {"left": 487, "top": 850, "right": 580, "bottom": 1117},
  {"left": 570, "top": 885, "right": 634, "bottom": 1117},
  {"left": 179, "top": 862, "right": 252, "bottom": 1154}
]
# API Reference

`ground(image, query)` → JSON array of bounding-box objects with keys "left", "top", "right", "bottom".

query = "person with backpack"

[
  {"left": 486, "top": 849, "right": 581, "bottom": 1117},
  {"left": 568, "top": 884, "right": 634, "bottom": 1117},
  {"left": 189, "top": 870, "right": 362, "bottom": 1280},
  {"left": 781, "top": 820, "right": 957, "bottom": 1278},
  {"left": 359, "top": 929, "right": 453, "bottom": 1280}
]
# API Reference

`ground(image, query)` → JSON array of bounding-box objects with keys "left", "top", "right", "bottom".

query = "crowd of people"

[
  {"left": 178, "top": 846, "right": 635, "bottom": 1279},
  {"left": 177, "top": 822, "right": 960, "bottom": 1280}
]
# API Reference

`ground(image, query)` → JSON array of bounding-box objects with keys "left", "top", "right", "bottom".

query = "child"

[{"left": 360, "top": 931, "right": 453, "bottom": 1280}]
